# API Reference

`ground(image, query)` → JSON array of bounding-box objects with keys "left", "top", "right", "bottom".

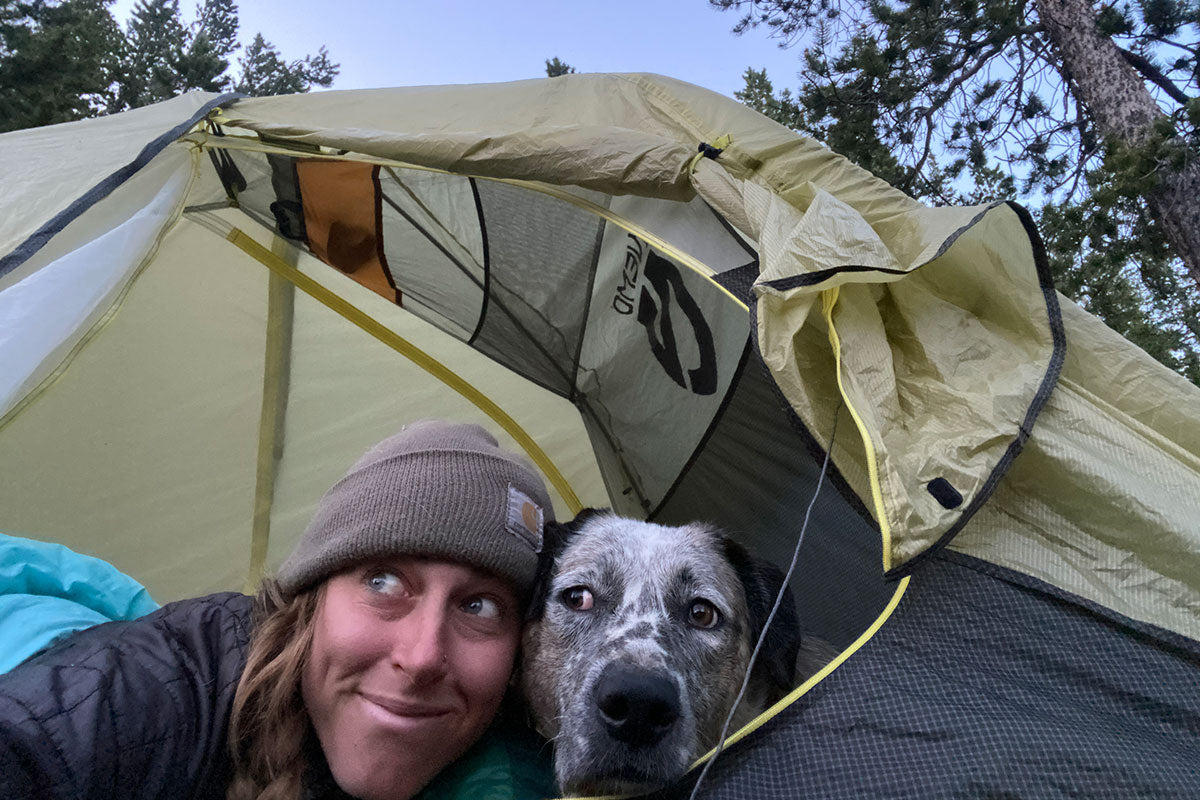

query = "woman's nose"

[{"left": 392, "top": 599, "right": 450, "bottom": 685}]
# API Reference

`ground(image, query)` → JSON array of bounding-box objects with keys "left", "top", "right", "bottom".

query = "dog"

[{"left": 521, "top": 509, "right": 838, "bottom": 796}]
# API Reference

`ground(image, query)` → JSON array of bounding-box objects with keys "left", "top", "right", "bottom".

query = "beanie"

[{"left": 276, "top": 420, "right": 553, "bottom": 599}]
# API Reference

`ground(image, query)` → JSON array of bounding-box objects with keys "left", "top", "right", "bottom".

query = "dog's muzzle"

[{"left": 594, "top": 663, "right": 682, "bottom": 746}]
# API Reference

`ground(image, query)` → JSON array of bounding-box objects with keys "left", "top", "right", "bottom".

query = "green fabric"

[{"left": 416, "top": 702, "right": 555, "bottom": 800}]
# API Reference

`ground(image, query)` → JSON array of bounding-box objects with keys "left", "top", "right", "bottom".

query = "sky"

[{"left": 110, "top": 0, "right": 810, "bottom": 100}]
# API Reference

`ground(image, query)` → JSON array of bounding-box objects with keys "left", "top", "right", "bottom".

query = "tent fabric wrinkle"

[
  {"left": 764, "top": 186, "right": 906, "bottom": 278},
  {"left": 757, "top": 198, "right": 1066, "bottom": 573}
]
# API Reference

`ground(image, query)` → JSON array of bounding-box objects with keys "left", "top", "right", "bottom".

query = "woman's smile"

[{"left": 356, "top": 690, "right": 456, "bottom": 726}]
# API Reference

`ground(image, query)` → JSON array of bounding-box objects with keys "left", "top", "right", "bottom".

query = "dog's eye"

[
  {"left": 688, "top": 599, "right": 720, "bottom": 629},
  {"left": 560, "top": 585, "right": 594, "bottom": 611}
]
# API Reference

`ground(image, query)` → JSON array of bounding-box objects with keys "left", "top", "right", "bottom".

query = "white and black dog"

[{"left": 521, "top": 510, "right": 837, "bottom": 797}]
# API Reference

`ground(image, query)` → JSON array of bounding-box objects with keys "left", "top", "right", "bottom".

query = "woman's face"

[{"left": 302, "top": 557, "right": 521, "bottom": 800}]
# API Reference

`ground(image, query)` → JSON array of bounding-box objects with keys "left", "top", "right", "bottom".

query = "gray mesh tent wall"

[{"left": 1, "top": 74, "right": 1198, "bottom": 797}]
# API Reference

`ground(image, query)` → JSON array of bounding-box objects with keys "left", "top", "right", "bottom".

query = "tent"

[{"left": 1, "top": 74, "right": 1198, "bottom": 797}]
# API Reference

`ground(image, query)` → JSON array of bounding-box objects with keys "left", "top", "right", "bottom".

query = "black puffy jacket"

[{"left": 0, "top": 592, "right": 254, "bottom": 800}]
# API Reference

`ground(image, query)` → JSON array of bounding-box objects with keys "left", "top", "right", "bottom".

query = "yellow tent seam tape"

[
  {"left": 223, "top": 226, "right": 583, "bottom": 514},
  {"left": 822, "top": 286, "right": 894, "bottom": 572},
  {"left": 244, "top": 244, "right": 296, "bottom": 594}
]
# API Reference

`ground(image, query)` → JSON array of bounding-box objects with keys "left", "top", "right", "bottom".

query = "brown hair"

[{"left": 226, "top": 578, "right": 322, "bottom": 800}]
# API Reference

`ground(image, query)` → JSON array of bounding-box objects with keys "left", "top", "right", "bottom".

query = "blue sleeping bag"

[{"left": 0, "top": 532, "right": 159, "bottom": 673}]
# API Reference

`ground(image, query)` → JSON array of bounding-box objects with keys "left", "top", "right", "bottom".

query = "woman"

[{"left": 0, "top": 420, "right": 553, "bottom": 800}]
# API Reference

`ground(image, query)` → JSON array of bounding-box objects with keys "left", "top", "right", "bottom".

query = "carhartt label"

[{"left": 506, "top": 485, "right": 543, "bottom": 552}]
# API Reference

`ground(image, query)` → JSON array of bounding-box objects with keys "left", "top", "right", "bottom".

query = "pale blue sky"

[{"left": 112, "top": 0, "right": 809, "bottom": 99}]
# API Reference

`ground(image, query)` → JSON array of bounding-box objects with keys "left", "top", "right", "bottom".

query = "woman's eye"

[
  {"left": 463, "top": 596, "right": 501, "bottom": 619},
  {"left": 365, "top": 571, "right": 403, "bottom": 595},
  {"left": 688, "top": 599, "right": 720, "bottom": 629},
  {"left": 560, "top": 586, "right": 594, "bottom": 611}
]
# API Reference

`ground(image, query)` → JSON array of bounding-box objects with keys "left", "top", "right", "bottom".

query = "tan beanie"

[{"left": 277, "top": 420, "right": 553, "bottom": 599}]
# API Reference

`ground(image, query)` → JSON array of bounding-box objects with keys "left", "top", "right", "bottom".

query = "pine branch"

[
  {"left": 1139, "top": 33, "right": 1200, "bottom": 58},
  {"left": 902, "top": 112, "right": 938, "bottom": 192},
  {"left": 1118, "top": 46, "right": 1192, "bottom": 105},
  {"left": 919, "top": 43, "right": 1005, "bottom": 126}
]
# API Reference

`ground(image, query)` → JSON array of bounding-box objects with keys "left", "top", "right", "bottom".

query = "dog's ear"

[
  {"left": 562, "top": 506, "right": 609, "bottom": 528},
  {"left": 525, "top": 507, "right": 610, "bottom": 622},
  {"left": 721, "top": 537, "right": 802, "bottom": 705}
]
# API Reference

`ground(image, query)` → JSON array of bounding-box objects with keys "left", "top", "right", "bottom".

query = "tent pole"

[
  {"left": 244, "top": 235, "right": 296, "bottom": 594},
  {"left": 219, "top": 225, "right": 583, "bottom": 515}
]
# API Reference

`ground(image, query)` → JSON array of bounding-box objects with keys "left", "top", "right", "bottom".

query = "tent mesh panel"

[
  {"left": 470, "top": 180, "right": 603, "bottom": 396},
  {"left": 646, "top": 550, "right": 1200, "bottom": 799}
]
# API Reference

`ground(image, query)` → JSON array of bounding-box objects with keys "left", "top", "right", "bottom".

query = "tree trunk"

[{"left": 1036, "top": 0, "right": 1200, "bottom": 288}]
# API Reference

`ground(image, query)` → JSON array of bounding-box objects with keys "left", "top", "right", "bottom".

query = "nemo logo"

[{"left": 636, "top": 250, "right": 718, "bottom": 396}]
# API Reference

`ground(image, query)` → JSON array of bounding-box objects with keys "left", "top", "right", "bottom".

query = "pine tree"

[
  {"left": 120, "top": 0, "right": 188, "bottom": 108},
  {"left": 0, "top": 0, "right": 125, "bottom": 132},
  {"left": 121, "top": 0, "right": 338, "bottom": 107},
  {"left": 545, "top": 57, "right": 576, "bottom": 77},
  {"left": 1, "top": 0, "right": 340, "bottom": 131},
  {"left": 233, "top": 33, "right": 337, "bottom": 96},
  {"left": 195, "top": 0, "right": 236, "bottom": 56},
  {"left": 175, "top": 0, "right": 238, "bottom": 92}
]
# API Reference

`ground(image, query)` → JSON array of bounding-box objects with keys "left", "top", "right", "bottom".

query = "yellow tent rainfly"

[{"left": 1, "top": 74, "right": 1198, "bottom": 797}]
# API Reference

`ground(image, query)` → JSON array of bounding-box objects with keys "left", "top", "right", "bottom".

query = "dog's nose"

[{"left": 594, "top": 664, "right": 681, "bottom": 745}]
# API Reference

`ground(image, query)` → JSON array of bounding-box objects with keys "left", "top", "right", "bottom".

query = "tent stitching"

[
  {"left": 823, "top": 284, "right": 897, "bottom": 571},
  {"left": 564, "top": 197, "right": 608, "bottom": 404},
  {"left": 466, "top": 177, "right": 492, "bottom": 346}
]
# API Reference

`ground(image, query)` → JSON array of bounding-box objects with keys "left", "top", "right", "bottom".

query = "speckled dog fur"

[{"left": 522, "top": 511, "right": 810, "bottom": 796}]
